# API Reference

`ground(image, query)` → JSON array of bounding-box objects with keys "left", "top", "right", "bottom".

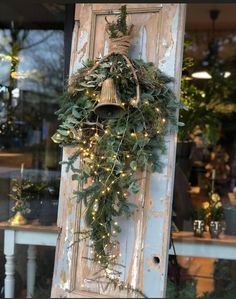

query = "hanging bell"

[{"left": 94, "top": 78, "right": 125, "bottom": 119}]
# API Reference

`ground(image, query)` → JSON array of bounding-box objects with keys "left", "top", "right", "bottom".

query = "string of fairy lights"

[{"left": 52, "top": 52, "right": 181, "bottom": 296}]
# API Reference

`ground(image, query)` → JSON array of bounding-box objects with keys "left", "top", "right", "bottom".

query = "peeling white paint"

[
  {"left": 159, "top": 6, "right": 179, "bottom": 77},
  {"left": 74, "top": 30, "right": 89, "bottom": 71},
  {"left": 104, "top": 39, "right": 109, "bottom": 56},
  {"left": 139, "top": 25, "right": 147, "bottom": 61}
]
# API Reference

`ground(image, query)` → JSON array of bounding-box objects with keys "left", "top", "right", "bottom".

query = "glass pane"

[
  {"left": 0, "top": 19, "right": 64, "bottom": 298},
  {"left": 0, "top": 28, "right": 63, "bottom": 219},
  {"left": 168, "top": 4, "right": 236, "bottom": 298}
]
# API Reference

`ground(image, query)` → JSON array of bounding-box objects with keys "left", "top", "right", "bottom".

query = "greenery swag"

[{"left": 52, "top": 5, "right": 183, "bottom": 296}]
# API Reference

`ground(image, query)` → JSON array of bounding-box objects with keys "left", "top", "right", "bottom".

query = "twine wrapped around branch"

[
  {"left": 68, "top": 35, "right": 140, "bottom": 107},
  {"left": 108, "top": 35, "right": 132, "bottom": 56}
]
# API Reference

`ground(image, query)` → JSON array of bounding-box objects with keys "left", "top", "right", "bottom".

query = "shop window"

[
  {"left": 168, "top": 4, "right": 236, "bottom": 298},
  {"left": 0, "top": 2, "right": 73, "bottom": 297}
]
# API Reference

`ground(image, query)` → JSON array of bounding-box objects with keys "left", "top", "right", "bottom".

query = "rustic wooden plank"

[
  {"left": 52, "top": 4, "right": 186, "bottom": 298},
  {"left": 51, "top": 146, "right": 81, "bottom": 298},
  {"left": 142, "top": 5, "right": 186, "bottom": 297},
  {"left": 172, "top": 231, "right": 236, "bottom": 245},
  {"left": 170, "top": 231, "right": 236, "bottom": 260},
  {"left": 0, "top": 221, "right": 59, "bottom": 233}
]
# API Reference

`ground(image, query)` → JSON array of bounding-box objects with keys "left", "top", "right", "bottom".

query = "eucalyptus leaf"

[{"left": 130, "top": 161, "right": 137, "bottom": 171}]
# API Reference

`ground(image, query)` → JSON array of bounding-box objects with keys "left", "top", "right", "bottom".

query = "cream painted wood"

[
  {"left": 4, "top": 230, "right": 15, "bottom": 298},
  {"left": 52, "top": 3, "right": 186, "bottom": 298},
  {"left": 170, "top": 231, "right": 236, "bottom": 260},
  {"left": 27, "top": 245, "right": 37, "bottom": 298},
  {"left": 0, "top": 224, "right": 58, "bottom": 298}
]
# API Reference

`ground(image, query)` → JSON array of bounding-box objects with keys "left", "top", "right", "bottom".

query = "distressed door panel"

[{"left": 52, "top": 3, "right": 186, "bottom": 298}]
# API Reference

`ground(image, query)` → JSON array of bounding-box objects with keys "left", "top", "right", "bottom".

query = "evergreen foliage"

[
  {"left": 52, "top": 6, "right": 182, "bottom": 296},
  {"left": 105, "top": 5, "right": 133, "bottom": 38}
]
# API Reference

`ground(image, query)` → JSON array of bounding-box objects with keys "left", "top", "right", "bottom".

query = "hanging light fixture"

[{"left": 191, "top": 9, "right": 231, "bottom": 80}]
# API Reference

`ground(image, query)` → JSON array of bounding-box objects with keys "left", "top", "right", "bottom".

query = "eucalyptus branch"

[{"left": 105, "top": 108, "right": 130, "bottom": 185}]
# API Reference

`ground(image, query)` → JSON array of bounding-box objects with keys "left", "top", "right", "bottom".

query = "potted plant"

[
  {"left": 206, "top": 192, "right": 224, "bottom": 238},
  {"left": 39, "top": 179, "right": 60, "bottom": 226},
  {"left": 192, "top": 207, "right": 206, "bottom": 237},
  {"left": 223, "top": 189, "right": 236, "bottom": 235},
  {"left": 24, "top": 181, "right": 48, "bottom": 220},
  {"left": 179, "top": 41, "right": 236, "bottom": 146},
  {"left": 9, "top": 178, "right": 32, "bottom": 225}
]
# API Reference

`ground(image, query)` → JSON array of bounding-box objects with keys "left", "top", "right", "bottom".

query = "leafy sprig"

[{"left": 105, "top": 5, "right": 133, "bottom": 38}]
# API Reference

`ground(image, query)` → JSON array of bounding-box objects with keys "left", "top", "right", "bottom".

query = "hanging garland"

[{"left": 52, "top": 5, "right": 183, "bottom": 296}]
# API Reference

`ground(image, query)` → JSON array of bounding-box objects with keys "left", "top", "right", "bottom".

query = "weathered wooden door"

[{"left": 51, "top": 3, "right": 186, "bottom": 298}]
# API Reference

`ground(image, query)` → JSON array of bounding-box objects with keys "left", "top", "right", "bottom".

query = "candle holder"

[{"left": 9, "top": 211, "right": 27, "bottom": 225}]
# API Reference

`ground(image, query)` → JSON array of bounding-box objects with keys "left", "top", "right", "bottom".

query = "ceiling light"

[
  {"left": 191, "top": 71, "right": 212, "bottom": 79},
  {"left": 223, "top": 72, "right": 231, "bottom": 78}
]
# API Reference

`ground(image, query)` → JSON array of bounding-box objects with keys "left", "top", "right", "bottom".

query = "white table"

[
  {"left": 170, "top": 231, "right": 236, "bottom": 260},
  {"left": 0, "top": 221, "right": 59, "bottom": 298}
]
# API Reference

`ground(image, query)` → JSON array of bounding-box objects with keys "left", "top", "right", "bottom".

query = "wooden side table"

[
  {"left": 0, "top": 221, "right": 59, "bottom": 298},
  {"left": 170, "top": 231, "right": 236, "bottom": 259}
]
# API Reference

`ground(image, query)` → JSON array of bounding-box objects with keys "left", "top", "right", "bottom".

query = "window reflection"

[{"left": 0, "top": 26, "right": 63, "bottom": 214}]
